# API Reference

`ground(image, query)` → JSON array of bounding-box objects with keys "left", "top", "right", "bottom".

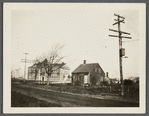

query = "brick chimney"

[
  {"left": 84, "top": 60, "right": 86, "bottom": 64},
  {"left": 106, "top": 72, "right": 108, "bottom": 77}
]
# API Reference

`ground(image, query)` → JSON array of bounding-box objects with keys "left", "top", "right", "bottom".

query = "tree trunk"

[
  {"left": 35, "top": 69, "right": 38, "bottom": 82},
  {"left": 109, "top": 86, "right": 112, "bottom": 93},
  {"left": 35, "top": 76, "right": 36, "bottom": 82},
  {"left": 47, "top": 73, "right": 51, "bottom": 85}
]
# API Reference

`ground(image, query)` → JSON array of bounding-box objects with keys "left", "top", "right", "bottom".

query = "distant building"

[
  {"left": 11, "top": 69, "right": 21, "bottom": 78},
  {"left": 28, "top": 59, "right": 71, "bottom": 84},
  {"left": 72, "top": 60, "right": 105, "bottom": 86}
]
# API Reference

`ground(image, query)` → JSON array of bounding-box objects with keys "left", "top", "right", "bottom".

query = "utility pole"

[
  {"left": 21, "top": 53, "right": 30, "bottom": 82},
  {"left": 109, "top": 14, "right": 132, "bottom": 96}
]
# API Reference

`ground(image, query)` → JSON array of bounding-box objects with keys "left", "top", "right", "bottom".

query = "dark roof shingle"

[{"left": 72, "top": 63, "right": 99, "bottom": 73}]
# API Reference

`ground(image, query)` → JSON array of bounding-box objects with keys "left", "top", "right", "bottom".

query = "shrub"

[
  {"left": 124, "top": 79, "right": 133, "bottom": 86},
  {"left": 100, "top": 81, "right": 109, "bottom": 86}
]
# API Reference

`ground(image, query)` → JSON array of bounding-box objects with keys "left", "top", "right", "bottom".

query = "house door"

[
  {"left": 84, "top": 75, "right": 88, "bottom": 84},
  {"left": 42, "top": 77, "right": 44, "bottom": 81}
]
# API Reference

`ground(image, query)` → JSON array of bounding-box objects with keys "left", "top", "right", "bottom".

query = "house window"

[
  {"left": 78, "top": 76, "right": 81, "bottom": 81},
  {"left": 31, "top": 69, "right": 35, "bottom": 73},
  {"left": 52, "top": 75, "right": 57, "bottom": 78},
  {"left": 98, "top": 68, "right": 101, "bottom": 73},
  {"left": 73, "top": 76, "right": 76, "bottom": 81},
  {"left": 53, "top": 69, "right": 58, "bottom": 74},
  {"left": 95, "top": 68, "right": 98, "bottom": 72},
  {"left": 52, "top": 74, "right": 58, "bottom": 78},
  {"left": 42, "top": 68, "right": 45, "bottom": 72},
  {"left": 68, "top": 75, "right": 71, "bottom": 78}
]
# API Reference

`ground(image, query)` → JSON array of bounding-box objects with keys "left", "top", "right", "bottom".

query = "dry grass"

[
  {"left": 12, "top": 79, "right": 139, "bottom": 103},
  {"left": 11, "top": 91, "right": 61, "bottom": 107}
]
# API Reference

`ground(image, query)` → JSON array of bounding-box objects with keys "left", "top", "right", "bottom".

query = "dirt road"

[{"left": 12, "top": 85, "right": 139, "bottom": 107}]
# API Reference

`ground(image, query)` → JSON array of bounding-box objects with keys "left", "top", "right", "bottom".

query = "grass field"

[
  {"left": 11, "top": 91, "right": 61, "bottom": 107},
  {"left": 11, "top": 78, "right": 139, "bottom": 103}
]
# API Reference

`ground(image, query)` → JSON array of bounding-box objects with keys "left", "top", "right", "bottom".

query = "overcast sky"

[{"left": 11, "top": 4, "right": 141, "bottom": 79}]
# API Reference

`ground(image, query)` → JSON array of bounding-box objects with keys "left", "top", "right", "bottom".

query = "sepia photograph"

[{"left": 3, "top": 3, "right": 146, "bottom": 113}]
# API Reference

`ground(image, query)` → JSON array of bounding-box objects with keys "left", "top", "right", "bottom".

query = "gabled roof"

[
  {"left": 72, "top": 63, "right": 100, "bottom": 73},
  {"left": 28, "top": 64, "right": 37, "bottom": 68},
  {"left": 28, "top": 62, "right": 70, "bottom": 70},
  {"left": 61, "top": 65, "right": 70, "bottom": 70}
]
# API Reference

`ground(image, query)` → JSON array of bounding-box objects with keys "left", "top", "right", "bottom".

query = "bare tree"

[
  {"left": 34, "top": 44, "right": 65, "bottom": 85},
  {"left": 30, "top": 65, "right": 38, "bottom": 82}
]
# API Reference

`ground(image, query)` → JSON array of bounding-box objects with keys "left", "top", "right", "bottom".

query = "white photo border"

[{"left": 3, "top": 3, "right": 146, "bottom": 114}]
